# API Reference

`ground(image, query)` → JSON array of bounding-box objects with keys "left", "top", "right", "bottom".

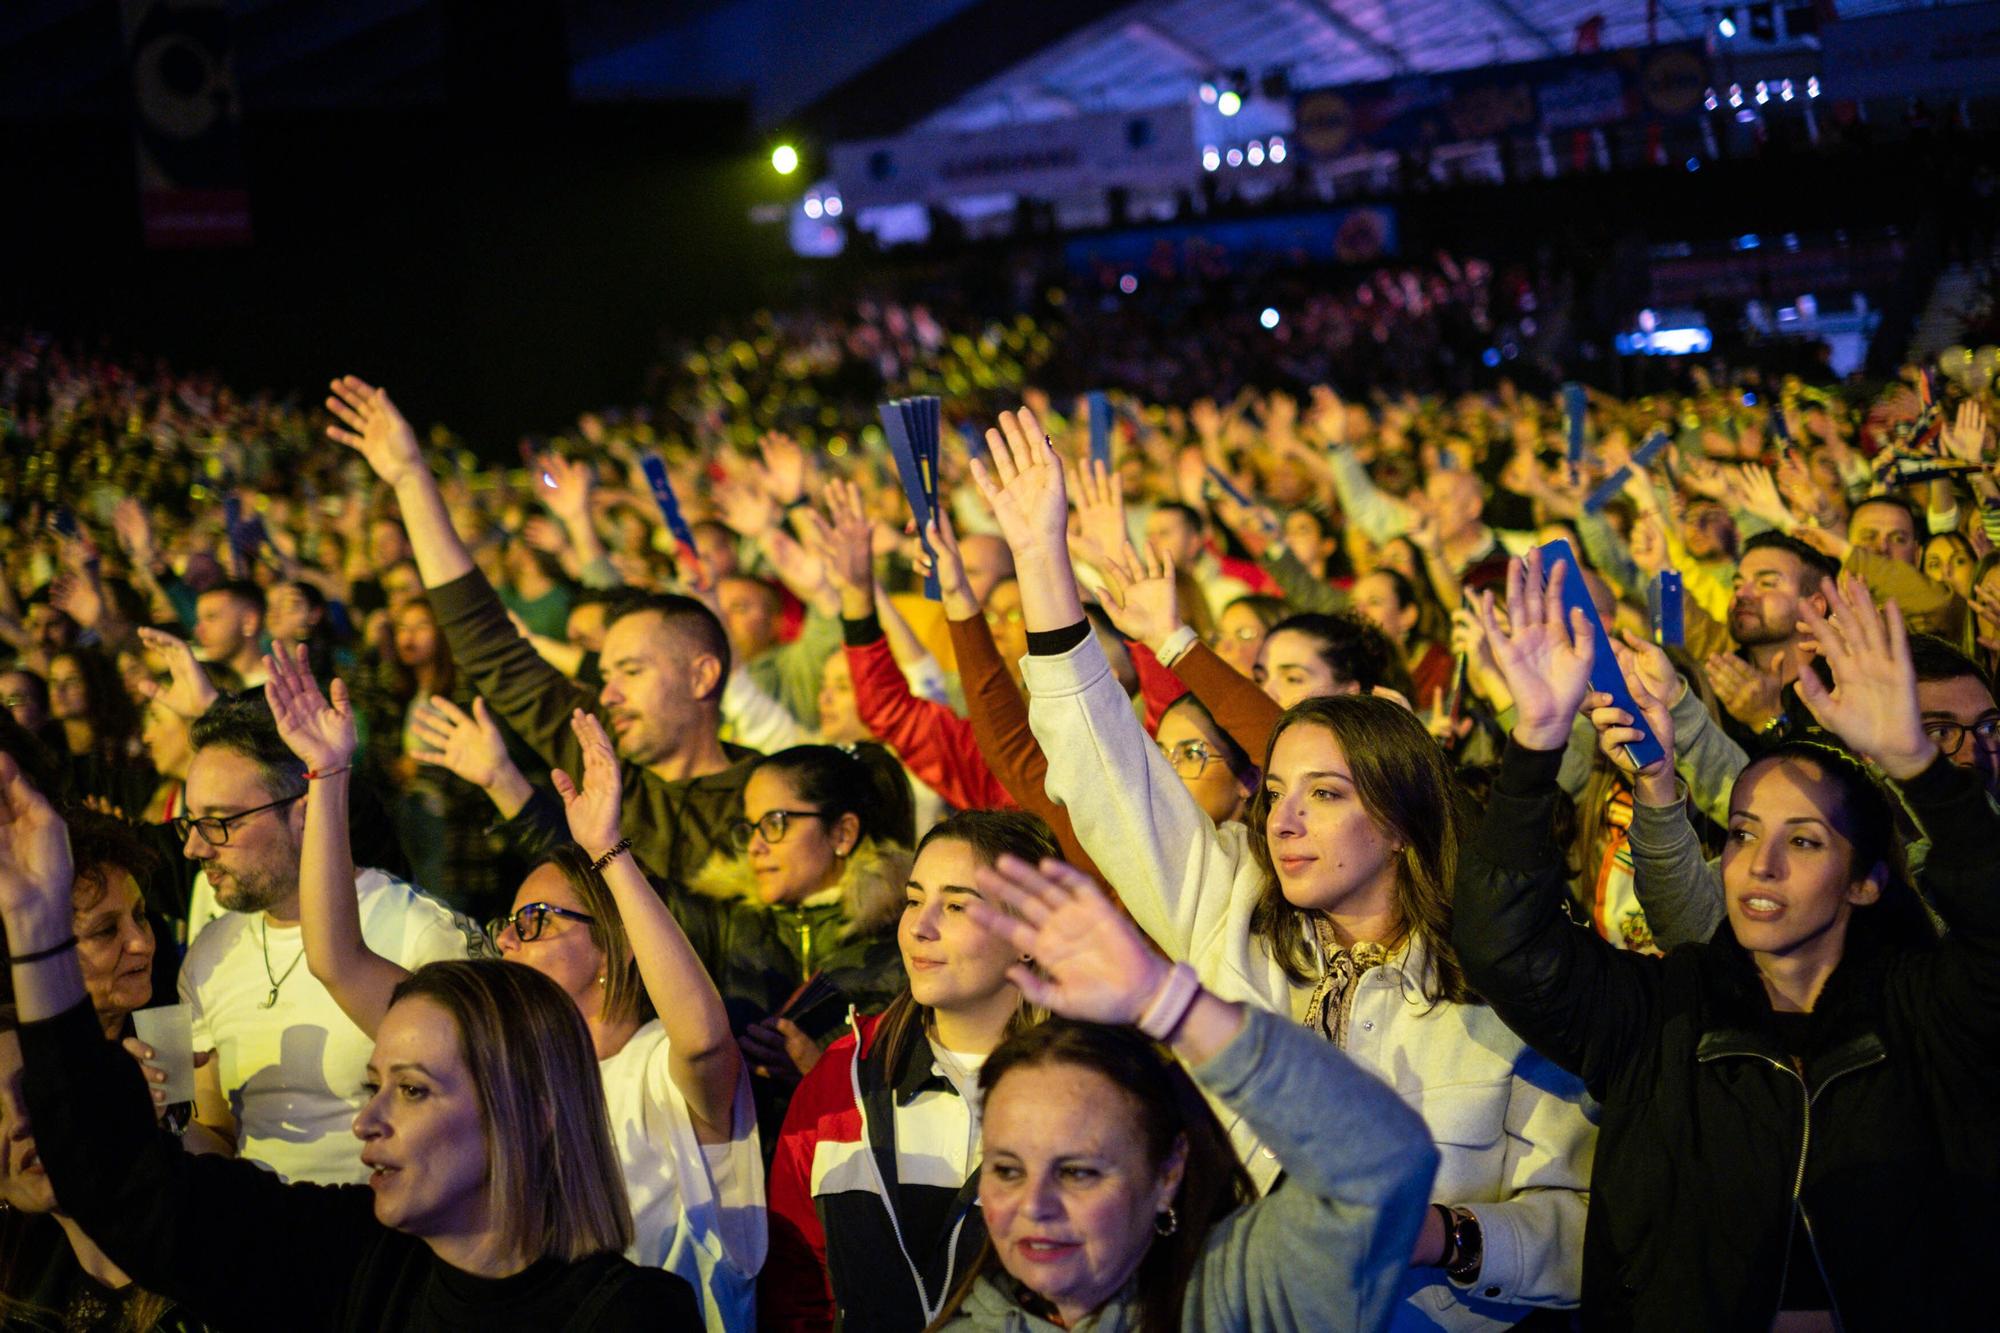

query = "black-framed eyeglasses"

[
  {"left": 1159, "top": 739, "right": 1217, "bottom": 779},
  {"left": 173, "top": 793, "right": 305, "bottom": 847},
  {"left": 1922, "top": 714, "right": 2000, "bottom": 758},
  {"left": 486, "top": 901, "right": 596, "bottom": 945},
  {"left": 729, "top": 809, "right": 826, "bottom": 851}
]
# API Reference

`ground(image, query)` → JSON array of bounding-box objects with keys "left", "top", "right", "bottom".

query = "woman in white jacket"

[{"left": 969, "top": 406, "right": 1595, "bottom": 1333}]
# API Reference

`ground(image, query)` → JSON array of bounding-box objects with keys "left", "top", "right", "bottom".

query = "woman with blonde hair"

[{"left": 0, "top": 745, "right": 696, "bottom": 1327}]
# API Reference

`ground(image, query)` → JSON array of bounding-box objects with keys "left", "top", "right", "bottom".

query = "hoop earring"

[{"left": 1153, "top": 1206, "right": 1177, "bottom": 1237}]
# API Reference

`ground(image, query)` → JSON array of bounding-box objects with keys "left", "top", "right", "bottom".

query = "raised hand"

[
  {"left": 1474, "top": 550, "right": 1595, "bottom": 750},
  {"left": 537, "top": 452, "right": 596, "bottom": 526},
  {"left": 802, "top": 477, "right": 874, "bottom": 598},
  {"left": 1791, "top": 522, "right": 1852, "bottom": 565},
  {"left": 1587, "top": 638, "right": 1679, "bottom": 799},
  {"left": 1794, "top": 575, "right": 1938, "bottom": 779},
  {"left": 1728, "top": 464, "right": 1797, "bottom": 531},
  {"left": 918, "top": 510, "right": 979, "bottom": 622},
  {"left": 1703, "top": 650, "right": 1787, "bottom": 731},
  {"left": 408, "top": 695, "right": 513, "bottom": 791},
  {"left": 1096, "top": 542, "right": 1184, "bottom": 653},
  {"left": 713, "top": 479, "right": 777, "bottom": 538},
  {"left": 1450, "top": 604, "right": 1513, "bottom": 713},
  {"left": 1208, "top": 488, "right": 1282, "bottom": 559},
  {"left": 264, "top": 642, "right": 356, "bottom": 774},
  {"left": 135, "top": 627, "right": 219, "bottom": 720},
  {"left": 963, "top": 856, "right": 1167, "bottom": 1025},
  {"left": 1627, "top": 514, "right": 1669, "bottom": 578},
  {"left": 550, "top": 709, "right": 624, "bottom": 856},
  {"left": 111, "top": 497, "right": 156, "bottom": 563},
  {"left": 1066, "top": 457, "right": 1129, "bottom": 566},
  {"left": 325, "top": 377, "right": 424, "bottom": 488},
  {"left": 973, "top": 406, "right": 1070, "bottom": 563},
  {"left": 1944, "top": 400, "right": 1991, "bottom": 465},
  {"left": 751, "top": 431, "right": 811, "bottom": 507},
  {"left": 0, "top": 752, "right": 72, "bottom": 919}
]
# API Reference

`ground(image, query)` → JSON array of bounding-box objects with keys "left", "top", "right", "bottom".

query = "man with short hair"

[
  {"left": 1709, "top": 531, "right": 1838, "bottom": 746},
  {"left": 177, "top": 694, "right": 477, "bottom": 1184},
  {"left": 1908, "top": 635, "right": 2000, "bottom": 798},
  {"left": 327, "top": 376, "right": 757, "bottom": 883},
  {"left": 192, "top": 581, "right": 266, "bottom": 687},
  {"left": 1143, "top": 500, "right": 1251, "bottom": 622},
  {"left": 1847, "top": 495, "right": 1921, "bottom": 565}
]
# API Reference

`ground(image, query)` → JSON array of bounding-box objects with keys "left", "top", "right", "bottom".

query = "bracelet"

[
  {"left": 1444, "top": 1206, "right": 1484, "bottom": 1285},
  {"left": 588, "top": 838, "right": 633, "bottom": 874},
  {"left": 10, "top": 935, "right": 77, "bottom": 965},
  {"left": 306, "top": 766, "right": 351, "bottom": 781},
  {"left": 1152, "top": 624, "right": 1201, "bottom": 669},
  {"left": 1136, "top": 961, "right": 1202, "bottom": 1042},
  {"left": 1431, "top": 1203, "right": 1458, "bottom": 1268}
]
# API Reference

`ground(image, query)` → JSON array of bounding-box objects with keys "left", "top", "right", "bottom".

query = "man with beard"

[
  {"left": 1706, "top": 531, "right": 1839, "bottom": 751},
  {"left": 175, "top": 694, "right": 478, "bottom": 1184}
]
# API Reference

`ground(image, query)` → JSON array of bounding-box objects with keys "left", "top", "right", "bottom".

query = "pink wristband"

[{"left": 1136, "top": 961, "right": 1202, "bottom": 1042}]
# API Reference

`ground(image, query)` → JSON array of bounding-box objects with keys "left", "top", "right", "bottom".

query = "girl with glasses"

[{"left": 262, "top": 645, "right": 761, "bottom": 1332}]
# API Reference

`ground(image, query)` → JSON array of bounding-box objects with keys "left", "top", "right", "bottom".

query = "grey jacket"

[{"left": 942, "top": 1006, "right": 1439, "bottom": 1332}]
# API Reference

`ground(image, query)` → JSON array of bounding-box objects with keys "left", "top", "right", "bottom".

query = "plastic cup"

[{"left": 131, "top": 1003, "right": 196, "bottom": 1104}]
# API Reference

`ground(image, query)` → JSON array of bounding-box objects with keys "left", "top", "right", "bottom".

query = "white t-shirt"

[
  {"left": 179, "top": 868, "right": 481, "bottom": 1185},
  {"left": 598, "top": 1021, "right": 766, "bottom": 1333}
]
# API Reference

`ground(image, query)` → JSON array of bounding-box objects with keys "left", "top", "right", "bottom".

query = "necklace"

[{"left": 259, "top": 917, "right": 306, "bottom": 1009}]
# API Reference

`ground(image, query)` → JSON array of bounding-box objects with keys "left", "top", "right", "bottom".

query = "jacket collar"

[{"left": 1692, "top": 931, "right": 1893, "bottom": 1089}]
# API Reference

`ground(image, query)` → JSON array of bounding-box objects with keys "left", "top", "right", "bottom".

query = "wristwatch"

[{"left": 1443, "top": 1206, "right": 1484, "bottom": 1285}]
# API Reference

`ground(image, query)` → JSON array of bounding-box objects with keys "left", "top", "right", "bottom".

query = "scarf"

[{"left": 1302, "top": 917, "right": 1390, "bottom": 1047}]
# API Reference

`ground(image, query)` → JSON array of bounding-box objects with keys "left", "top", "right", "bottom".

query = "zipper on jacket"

[
  {"left": 849, "top": 1023, "right": 949, "bottom": 1327},
  {"left": 1704, "top": 1047, "right": 1880, "bottom": 1332}
]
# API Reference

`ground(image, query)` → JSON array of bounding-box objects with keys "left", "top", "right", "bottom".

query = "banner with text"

[
  {"left": 830, "top": 104, "right": 1197, "bottom": 209},
  {"left": 1293, "top": 42, "right": 1708, "bottom": 160}
]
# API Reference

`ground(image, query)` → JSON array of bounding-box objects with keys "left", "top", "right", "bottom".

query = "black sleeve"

[
  {"left": 1026, "top": 620, "right": 1091, "bottom": 656},
  {"left": 1451, "top": 739, "right": 1663, "bottom": 1096},
  {"left": 491, "top": 783, "right": 572, "bottom": 865},
  {"left": 21, "top": 1001, "right": 373, "bottom": 1331},
  {"left": 1897, "top": 756, "right": 2000, "bottom": 1046}
]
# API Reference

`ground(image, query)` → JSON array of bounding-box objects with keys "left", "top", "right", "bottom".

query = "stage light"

[
  {"left": 1686, "top": 156, "right": 1701, "bottom": 171},
  {"left": 1717, "top": 13, "right": 1737, "bottom": 38},
  {"left": 1780, "top": 79, "right": 1794, "bottom": 102},
  {"left": 1217, "top": 90, "right": 1242, "bottom": 116},
  {"left": 1199, "top": 81, "right": 1219, "bottom": 104},
  {"left": 1259, "top": 307, "right": 1280, "bottom": 329},
  {"left": 1728, "top": 83, "right": 1743, "bottom": 108},
  {"left": 1225, "top": 147, "right": 1244, "bottom": 167},
  {"left": 1268, "top": 137, "right": 1287, "bottom": 163},
  {"left": 1246, "top": 142, "right": 1265, "bottom": 166},
  {"left": 1705, "top": 88, "right": 1719, "bottom": 110},
  {"left": 824, "top": 196, "right": 843, "bottom": 217},
  {"left": 1202, "top": 146, "right": 1221, "bottom": 171},
  {"left": 1119, "top": 273, "right": 1138, "bottom": 294},
  {"left": 1806, "top": 76, "right": 1820, "bottom": 98},
  {"left": 771, "top": 144, "right": 800, "bottom": 175},
  {"left": 803, "top": 197, "right": 824, "bottom": 219},
  {"left": 1754, "top": 81, "right": 1769, "bottom": 105}
]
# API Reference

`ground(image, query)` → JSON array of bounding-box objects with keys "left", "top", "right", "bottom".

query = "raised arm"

[
  {"left": 553, "top": 709, "right": 742, "bottom": 1141},
  {"left": 1452, "top": 553, "right": 1664, "bottom": 1092},
  {"left": 266, "top": 643, "right": 408, "bottom": 1037},
  {"left": 325, "top": 377, "right": 472, "bottom": 588},
  {"left": 966, "top": 857, "right": 1436, "bottom": 1333}
]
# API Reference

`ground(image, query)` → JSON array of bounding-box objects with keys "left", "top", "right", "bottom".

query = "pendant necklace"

[{"left": 259, "top": 917, "right": 305, "bottom": 1009}]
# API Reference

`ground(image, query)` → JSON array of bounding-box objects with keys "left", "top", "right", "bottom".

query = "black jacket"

[
  {"left": 22, "top": 1001, "right": 698, "bottom": 1332},
  {"left": 1453, "top": 741, "right": 2000, "bottom": 1331}
]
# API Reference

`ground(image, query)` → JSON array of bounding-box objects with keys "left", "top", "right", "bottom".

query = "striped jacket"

[{"left": 762, "top": 1009, "right": 986, "bottom": 1333}]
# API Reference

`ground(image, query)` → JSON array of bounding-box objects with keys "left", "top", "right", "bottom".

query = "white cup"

[{"left": 132, "top": 1003, "right": 196, "bottom": 1104}]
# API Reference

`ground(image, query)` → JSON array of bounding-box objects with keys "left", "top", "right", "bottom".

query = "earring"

[
  {"left": 1020, "top": 954, "right": 1033, "bottom": 965},
  {"left": 1153, "top": 1206, "right": 1178, "bottom": 1237},
  {"left": 597, "top": 973, "right": 607, "bottom": 988}
]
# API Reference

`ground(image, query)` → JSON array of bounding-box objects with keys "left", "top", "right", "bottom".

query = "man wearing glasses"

[
  {"left": 1909, "top": 635, "right": 2000, "bottom": 799},
  {"left": 174, "top": 695, "right": 479, "bottom": 1185}
]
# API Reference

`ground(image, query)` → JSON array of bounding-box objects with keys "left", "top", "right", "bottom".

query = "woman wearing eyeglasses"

[{"left": 262, "top": 646, "right": 763, "bottom": 1333}]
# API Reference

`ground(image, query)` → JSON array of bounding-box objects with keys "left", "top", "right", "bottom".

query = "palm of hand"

[
  {"left": 1498, "top": 623, "right": 1590, "bottom": 726},
  {"left": 988, "top": 462, "right": 1067, "bottom": 554},
  {"left": 274, "top": 694, "right": 354, "bottom": 771}
]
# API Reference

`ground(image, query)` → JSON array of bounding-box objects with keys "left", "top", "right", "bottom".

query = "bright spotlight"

[
  {"left": 1199, "top": 82, "right": 1219, "bottom": 104},
  {"left": 1246, "top": 142, "right": 1265, "bottom": 166},
  {"left": 1119, "top": 273, "right": 1138, "bottom": 294},
  {"left": 1225, "top": 147, "right": 1244, "bottom": 167},
  {"left": 771, "top": 144, "right": 800, "bottom": 175},
  {"left": 1202, "top": 146, "right": 1221, "bottom": 171},
  {"left": 1717, "top": 14, "right": 1737, "bottom": 38},
  {"left": 1259, "top": 307, "right": 1280, "bottom": 329},
  {"left": 1217, "top": 89, "right": 1242, "bottom": 116},
  {"left": 1268, "top": 137, "right": 1287, "bottom": 163},
  {"left": 803, "top": 197, "right": 824, "bottom": 219},
  {"left": 1806, "top": 76, "right": 1820, "bottom": 98},
  {"left": 824, "top": 195, "right": 843, "bottom": 217}
]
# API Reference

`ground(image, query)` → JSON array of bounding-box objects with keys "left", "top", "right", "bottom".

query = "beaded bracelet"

[{"left": 589, "top": 838, "right": 633, "bottom": 874}]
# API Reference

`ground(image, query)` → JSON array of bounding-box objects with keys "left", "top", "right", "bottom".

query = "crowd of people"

[{"left": 0, "top": 291, "right": 1995, "bottom": 1332}]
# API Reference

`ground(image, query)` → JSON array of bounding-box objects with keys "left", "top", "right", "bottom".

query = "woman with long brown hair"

[{"left": 975, "top": 405, "right": 1595, "bottom": 1331}]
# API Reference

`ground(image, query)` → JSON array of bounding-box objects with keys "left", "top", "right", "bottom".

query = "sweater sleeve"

[
  {"left": 948, "top": 614, "right": 1104, "bottom": 879},
  {"left": 846, "top": 626, "right": 1011, "bottom": 811},
  {"left": 721, "top": 666, "right": 813, "bottom": 754},
  {"left": 1185, "top": 1007, "right": 1438, "bottom": 1333},
  {"left": 1626, "top": 789, "right": 1725, "bottom": 951},
  {"left": 427, "top": 569, "right": 591, "bottom": 774},
  {"left": 1025, "top": 634, "right": 1246, "bottom": 960},
  {"left": 1451, "top": 741, "right": 1664, "bottom": 1096},
  {"left": 1262, "top": 545, "right": 1345, "bottom": 614},
  {"left": 1169, "top": 641, "right": 1281, "bottom": 763},
  {"left": 759, "top": 1048, "right": 843, "bottom": 1333},
  {"left": 22, "top": 1001, "right": 373, "bottom": 1332},
  {"left": 1669, "top": 681, "right": 1747, "bottom": 828},
  {"left": 1327, "top": 447, "right": 1414, "bottom": 546},
  {"left": 1128, "top": 638, "right": 1189, "bottom": 735}
]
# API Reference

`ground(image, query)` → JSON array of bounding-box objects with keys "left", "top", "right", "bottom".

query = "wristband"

[
  {"left": 306, "top": 766, "right": 351, "bottom": 781},
  {"left": 1136, "top": 961, "right": 1202, "bottom": 1042},
  {"left": 1152, "top": 624, "right": 1201, "bottom": 668},
  {"left": 9, "top": 935, "right": 77, "bottom": 965},
  {"left": 588, "top": 838, "right": 633, "bottom": 874}
]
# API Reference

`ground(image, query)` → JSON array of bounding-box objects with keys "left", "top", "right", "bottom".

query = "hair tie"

[{"left": 837, "top": 742, "right": 860, "bottom": 760}]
